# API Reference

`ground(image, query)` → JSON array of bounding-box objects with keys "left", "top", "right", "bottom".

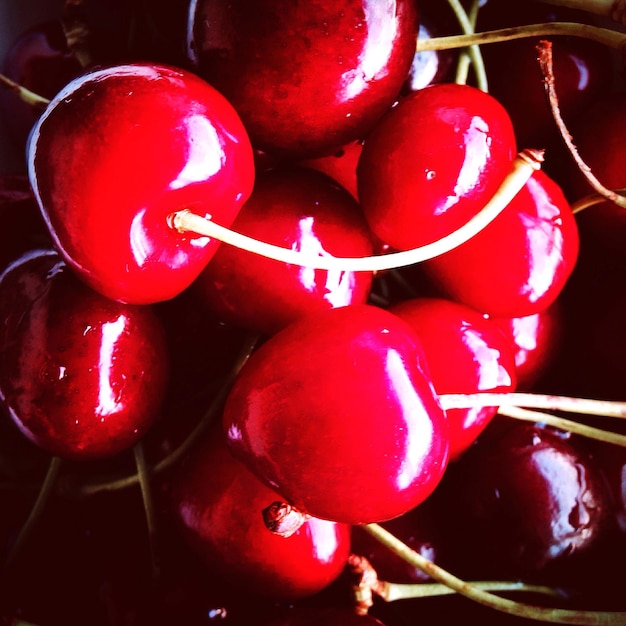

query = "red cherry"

[
  {"left": 187, "top": 0, "right": 419, "bottom": 158},
  {"left": 192, "top": 166, "right": 375, "bottom": 335},
  {"left": 167, "top": 424, "right": 351, "bottom": 600},
  {"left": 0, "top": 249, "right": 170, "bottom": 460},
  {"left": 388, "top": 297, "right": 517, "bottom": 461},
  {"left": 421, "top": 169, "right": 579, "bottom": 318},
  {"left": 357, "top": 82, "right": 517, "bottom": 251},
  {"left": 223, "top": 303, "right": 449, "bottom": 525},
  {"left": 27, "top": 62, "right": 255, "bottom": 304}
]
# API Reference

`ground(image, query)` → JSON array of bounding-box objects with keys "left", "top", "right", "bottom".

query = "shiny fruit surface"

[
  {"left": 28, "top": 62, "right": 255, "bottom": 305},
  {"left": 223, "top": 304, "right": 449, "bottom": 525}
]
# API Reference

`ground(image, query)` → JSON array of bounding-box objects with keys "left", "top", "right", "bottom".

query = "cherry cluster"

[{"left": 1, "top": 0, "right": 626, "bottom": 625}]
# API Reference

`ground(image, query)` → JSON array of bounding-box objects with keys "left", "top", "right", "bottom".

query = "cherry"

[
  {"left": 192, "top": 166, "right": 375, "bottom": 336},
  {"left": 440, "top": 417, "right": 616, "bottom": 580},
  {"left": 356, "top": 82, "right": 517, "bottom": 251},
  {"left": 222, "top": 303, "right": 449, "bottom": 525},
  {"left": 388, "top": 296, "right": 518, "bottom": 461},
  {"left": 0, "top": 248, "right": 170, "bottom": 460},
  {"left": 186, "top": 0, "right": 419, "bottom": 158},
  {"left": 0, "top": 19, "right": 83, "bottom": 153},
  {"left": 420, "top": 169, "right": 579, "bottom": 318},
  {"left": 27, "top": 62, "right": 255, "bottom": 304},
  {"left": 167, "top": 423, "right": 351, "bottom": 600}
]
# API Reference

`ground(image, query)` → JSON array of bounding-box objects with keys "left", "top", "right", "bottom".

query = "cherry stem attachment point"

[
  {"left": 362, "top": 523, "right": 626, "bottom": 624},
  {"left": 169, "top": 149, "right": 543, "bottom": 273}
]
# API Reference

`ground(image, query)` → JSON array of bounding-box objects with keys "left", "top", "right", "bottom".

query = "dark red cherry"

[
  {"left": 167, "top": 424, "right": 351, "bottom": 600},
  {"left": 421, "top": 169, "right": 579, "bottom": 318},
  {"left": 357, "top": 82, "right": 517, "bottom": 251},
  {"left": 388, "top": 297, "right": 517, "bottom": 461},
  {"left": 223, "top": 304, "right": 449, "bottom": 525},
  {"left": 0, "top": 249, "right": 170, "bottom": 460},
  {"left": 446, "top": 418, "right": 615, "bottom": 577},
  {"left": 187, "top": 0, "right": 419, "bottom": 158},
  {"left": 192, "top": 167, "right": 375, "bottom": 335},
  {"left": 27, "top": 62, "right": 255, "bottom": 304},
  {"left": 0, "top": 20, "right": 84, "bottom": 152}
]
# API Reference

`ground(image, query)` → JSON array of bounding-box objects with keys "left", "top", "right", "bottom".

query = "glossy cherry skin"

[
  {"left": 490, "top": 299, "right": 564, "bottom": 390},
  {"left": 0, "top": 20, "right": 84, "bottom": 152},
  {"left": 446, "top": 418, "right": 615, "bottom": 577},
  {"left": 223, "top": 304, "right": 449, "bottom": 525},
  {"left": 421, "top": 169, "right": 579, "bottom": 318},
  {"left": 167, "top": 424, "right": 351, "bottom": 600},
  {"left": 27, "top": 62, "right": 255, "bottom": 305},
  {"left": 357, "top": 82, "right": 517, "bottom": 251},
  {"left": 389, "top": 297, "right": 517, "bottom": 461},
  {"left": 187, "top": 0, "right": 419, "bottom": 158},
  {"left": 192, "top": 167, "right": 375, "bottom": 336},
  {"left": 0, "top": 249, "right": 170, "bottom": 460}
]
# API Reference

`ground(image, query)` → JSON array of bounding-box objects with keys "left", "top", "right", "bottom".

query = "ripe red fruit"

[
  {"left": 389, "top": 297, "right": 517, "bottom": 460},
  {"left": 187, "top": 0, "right": 419, "bottom": 158},
  {"left": 0, "top": 249, "right": 170, "bottom": 460},
  {"left": 192, "top": 166, "right": 375, "bottom": 335},
  {"left": 421, "top": 169, "right": 579, "bottom": 318},
  {"left": 27, "top": 62, "right": 255, "bottom": 305},
  {"left": 357, "top": 82, "right": 517, "bottom": 251},
  {"left": 223, "top": 303, "right": 449, "bottom": 525},
  {"left": 167, "top": 424, "right": 351, "bottom": 600}
]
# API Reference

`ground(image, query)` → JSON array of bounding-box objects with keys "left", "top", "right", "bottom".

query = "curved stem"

[
  {"left": 0, "top": 73, "right": 50, "bottom": 109},
  {"left": 362, "top": 523, "right": 626, "bottom": 624},
  {"left": 497, "top": 405, "right": 626, "bottom": 446},
  {"left": 447, "top": 0, "right": 489, "bottom": 91},
  {"left": 416, "top": 22, "right": 626, "bottom": 51},
  {"left": 134, "top": 442, "right": 160, "bottom": 580},
  {"left": 3, "top": 456, "right": 62, "bottom": 573},
  {"left": 170, "top": 149, "right": 543, "bottom": 273},
  {"left": 439, "top": 391, "right": 626, "bottom": 418}
]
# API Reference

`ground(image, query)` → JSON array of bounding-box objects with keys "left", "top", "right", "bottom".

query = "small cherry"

[
  {"left": 388, "top": 296, "right": 518, "bottom": 460},
  {"left": 192, "top": 166, "right": 375, "bottom": 336},
  {"left": 0, "top": 248, "right": 170, "bottom": 460},
  {"left": 27, "top": 62, "right": 255, "bottom": 304},
  {"left": 223, "top": 303, "right": 449, "bottom": 525},
  {"left": 167, "top": 423, "right": 351, "bottom": 600},
  {"left": 357, "top": 82, "right": 517, "bottom": 251}
]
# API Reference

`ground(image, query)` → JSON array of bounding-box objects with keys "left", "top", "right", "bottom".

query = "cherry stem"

[
  {"left": 570, "top": 188, "right": 626, "bottom": 213},
  {"left": 0, "top": 73, "right": 50, "bottom": 110},
  {"left": 439, "top": 391, "right": 626, "bottom": 418},
  {"left": 56, "top": 333, "right": 260, "bottom": 498},
  {"left": 2, "top": 456, "right": 62, "bottom": 574},
  {"left": 362, "top": 523, "right": 626, "bottom": 624},
  {"left": 134, "top": 442, "right": 160, "bottom": 580},
  {"left": 446, "top": 0, "right": 489, "bottom": 91},
  {"left": 417, "top": 21, "right": 626, "bottom": 51},
  {"left": 347, "top": 553, "right": 561, "bottom": 615},
  {"left": 169, "top": 148, "right": 544, "bottom": 273},
  {"left": 536, "top": 39, "right": 626, "bottom": 208},
  {"left": 538, "top": 0, "right": 626, "bottom": 23},
  {"left": 497, "top": 405, "right": 626, "bottom": 447}
]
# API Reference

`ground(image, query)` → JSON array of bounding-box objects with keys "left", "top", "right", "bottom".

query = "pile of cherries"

[{"left": 2, "top": 0, "right": 626, "bottom": 624}]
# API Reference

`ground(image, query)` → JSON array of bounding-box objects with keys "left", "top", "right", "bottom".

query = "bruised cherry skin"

[
  {"left": 223, "top": 304, "right": 449, "bottom": 525},
  {"left": 421, "top": 169, "right": 579, "bottom": 319},
  {"left": 357, "top": 82, "right": 517, "bottom": 251},
  {"left": 192, "top": 167, "right": 375, "bottom": 336},
  {"left": 0, "top": 249, "right": 170, "bottom": 460},
  {"left": 389, "top": 297, "right": 517, "bottom": 461},
  {"left": 187, "top": 0, "right": 419, "bottom": 158},
  {"left": 167, "top": 424, "right": 351, "bottom": 600},
  {"left": 28, "top": 62, "right": 255, "bottom": 305}
]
